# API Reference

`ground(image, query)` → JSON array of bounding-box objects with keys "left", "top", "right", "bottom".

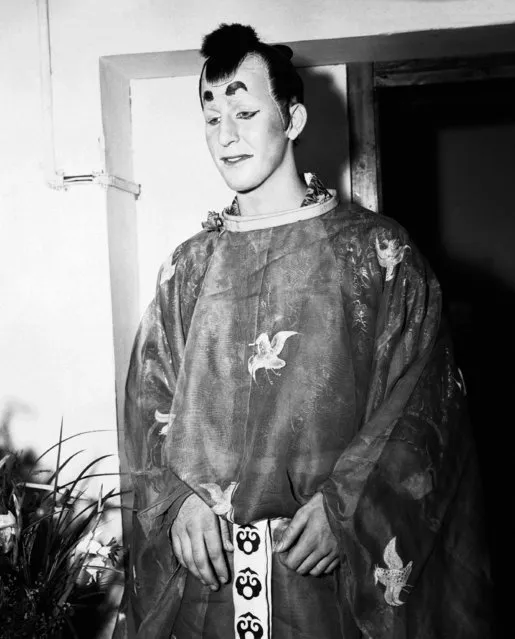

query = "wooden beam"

[
  {"left": 99, "top": 58, "right": 139, "bottom": 548},
  {"left": 375, "top": 52, "right": 515, "bottom": 87},
  {"left": 347, "top": 63, "right": 381, "bottom": 213}
]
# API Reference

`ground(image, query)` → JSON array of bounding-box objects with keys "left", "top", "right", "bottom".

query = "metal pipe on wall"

[
  {"left": 36, "top": 0, "right": 62, "bottom": 189},
  {"left": 35, "top": 0, "right": 140, "bottom": 196}
]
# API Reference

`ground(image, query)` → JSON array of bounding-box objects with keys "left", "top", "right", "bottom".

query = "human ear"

[{"left": 286, "top": 103, "right": 307, "bottom": 141}]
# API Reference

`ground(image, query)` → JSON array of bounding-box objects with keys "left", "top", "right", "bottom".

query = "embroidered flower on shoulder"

[
  {"left": 302, "top": 172, "right": 333, "bottom": 206},
  {"left": 374, "top": 536, "right": 413, "bottom": 606},
  {"left": 375, "top": 233, "right": 410, "bottom": 282},
  {"left": 201, "top": 210, "right": 224, "bottom": 232}
]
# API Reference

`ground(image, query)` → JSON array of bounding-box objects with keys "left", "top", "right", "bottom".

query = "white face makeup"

[{"left": 201, "top": 55, "right": 294, "bottom": 194}]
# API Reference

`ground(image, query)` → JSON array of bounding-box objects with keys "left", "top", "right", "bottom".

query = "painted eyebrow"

[
  {"left": 225, "top": 81, "right": 248, "bottom": 96},
  {"left": 203, "top": 81, "right": 248, "bottom": 103}
]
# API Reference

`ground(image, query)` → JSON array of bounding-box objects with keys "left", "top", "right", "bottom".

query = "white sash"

[
  {"left": 232, "top": 520, "right": 272, "bottom": 639},
  {"left": 231, "top": 518, "right": 291, "bottom": 639}
]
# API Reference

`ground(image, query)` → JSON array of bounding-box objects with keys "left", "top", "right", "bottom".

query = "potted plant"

[{"left": 0, "top": 425, "right": 123, "bottom": 638}]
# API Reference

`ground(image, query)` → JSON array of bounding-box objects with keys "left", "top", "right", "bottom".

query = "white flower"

[
  {"left": 0, "top": 511, "right": 17, "bottom": 554},
  {"left": 74, "top": 532, "right": 113, "bottom": 583},
  {"left": 75, "top": 531, "right": 112, "bottom": 558},
  {"left": 82, "top": 557, "right": 109, "bottom": 582}
]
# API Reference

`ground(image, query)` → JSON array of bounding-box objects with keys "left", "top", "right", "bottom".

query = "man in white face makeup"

[
  {"left": 202, "top": 53, "right": 307, "bottom": 211},
  {"left": 119, "top": 23, "right": 492, "bottom": 639}
]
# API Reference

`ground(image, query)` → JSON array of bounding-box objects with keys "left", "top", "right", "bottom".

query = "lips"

[{"left": 221, "top": 154, "right": 252, "bottom": 165}]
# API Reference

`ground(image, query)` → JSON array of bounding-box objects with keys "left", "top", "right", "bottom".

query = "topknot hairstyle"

[{"left": 199, "top": 23, "right": 304, "bottom": 128}]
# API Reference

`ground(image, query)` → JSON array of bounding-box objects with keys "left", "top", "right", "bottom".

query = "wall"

[
  {"left": 2, "top": 0, "right": 515, "bottom": 529},
  {"left": 0, "top": 2, "right": 118, "bottom": 503}
]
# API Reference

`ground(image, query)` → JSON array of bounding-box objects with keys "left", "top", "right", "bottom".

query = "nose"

[{"left": 218, "top": 116, "right": 239, "bottom": 147}]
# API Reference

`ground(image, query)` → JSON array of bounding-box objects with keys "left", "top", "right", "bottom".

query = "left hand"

[{"left": 274, "top": 492, "right": 340, "bottom": 576}]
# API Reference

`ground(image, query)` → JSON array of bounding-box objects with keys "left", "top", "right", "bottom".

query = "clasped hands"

[{"left": 170, "top": 491, "right": 340, "bottom": 590}]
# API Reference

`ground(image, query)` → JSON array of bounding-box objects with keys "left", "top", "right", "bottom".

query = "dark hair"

[{"left": 199, "top": 23, "right": 304, "bottom": 127}]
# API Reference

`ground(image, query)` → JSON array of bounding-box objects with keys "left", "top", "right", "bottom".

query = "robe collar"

[{"left": 202, "top": 173, "right": 338, "bottom": 233}]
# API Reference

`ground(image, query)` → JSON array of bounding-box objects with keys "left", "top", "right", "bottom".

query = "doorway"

[{"left": 376, "top": 69, "right": 515, "bottom": 635}]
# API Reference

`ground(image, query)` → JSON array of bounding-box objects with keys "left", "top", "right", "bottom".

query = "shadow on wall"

[
  {"left": 0, "top": 399, "right": 34, "bottom": 451},
  {"left": 296, "top": 66, "right": 349, "bottom": 197}
]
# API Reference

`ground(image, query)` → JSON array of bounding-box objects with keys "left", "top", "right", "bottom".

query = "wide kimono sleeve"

[
  {"left": 125, "top": 255, "right": 192, "bottom": 541},
  {"left": 118, "top": 233, "right": 215, "bottom": 637},
  {"left": 322, "top": 222, "right": 492, "bottom": 638}
]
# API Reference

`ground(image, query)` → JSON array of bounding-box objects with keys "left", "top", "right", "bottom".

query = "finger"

[
  {"left": 274, "top": 510, "right": 307, "bottom": 553},
  {"left": 191, "top": 532, "right": 218, "bottom": 589},
  {"left": 280, "top": 531, "right": 316, "bottom": 571},
  {"left": 323, "top": 558, "right": 341, "bottom": 575},
  {"left": 171, "top": 529, "right": 185, "bottom": 568},
  {"left": 309, "top": 553, "right": 339, "bottom": 577},
  {"left": 219, "top": 518, "right": 234, "bottom": 552},
  {"left": 205, "top": 528, "right": 229, "bottom": 585},
  {"left": 295, "top": 549, "right": 326, "bottom": 575},
  {"left": 180, "top": 534, "right": 204, "bottom": 584}
]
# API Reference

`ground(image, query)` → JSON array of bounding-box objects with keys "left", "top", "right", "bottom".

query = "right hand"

[{"left": 170, "top": 493, "right": 233, "bottom": 590}]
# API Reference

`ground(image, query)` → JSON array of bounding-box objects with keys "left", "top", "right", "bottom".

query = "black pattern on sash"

[
  {"left": 236, "top": 612, "right": 264, "bottom": 639},
  {"left": 235, "top": 568, "right": 263, "bottom": 600},
  {"left": 236, "top": 525, "right": 261, "bottom": 554}
]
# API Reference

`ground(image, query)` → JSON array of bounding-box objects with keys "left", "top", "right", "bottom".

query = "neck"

[{"left": 236, "top": 151, "right": 306, "bottom": 217}]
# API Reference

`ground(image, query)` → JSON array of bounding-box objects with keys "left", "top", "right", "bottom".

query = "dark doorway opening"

[{"left": 378, "top": 77, "right": 515, "bottom": 635}]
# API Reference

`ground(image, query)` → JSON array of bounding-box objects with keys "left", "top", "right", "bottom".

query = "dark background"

[{"left": 378, "top": 77, "right": 515, "bottom": 635}]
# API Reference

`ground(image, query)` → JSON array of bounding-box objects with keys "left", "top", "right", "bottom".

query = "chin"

[
  {"left": 219, "top": 164, "right": 279, "bottom": 196},
  {"left": 219, "top": 167, "right": 262, "bottom": 194},
  {"left": 225, "top": 178, "right": 261, "bottom": 194}
]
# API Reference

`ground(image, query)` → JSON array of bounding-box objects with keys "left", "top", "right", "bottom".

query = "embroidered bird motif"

[
  {"left": 200, "top": 481, "right": 238, "bottom": 521},
  {"left": 248, "top": 331, "right": 299, "bottom": 382},
  {"left": 373, "top": 536, "right": 413, "bottom": 606},
  {"left": 375, "top": 236, "right": 410, "bottom": 281}
]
